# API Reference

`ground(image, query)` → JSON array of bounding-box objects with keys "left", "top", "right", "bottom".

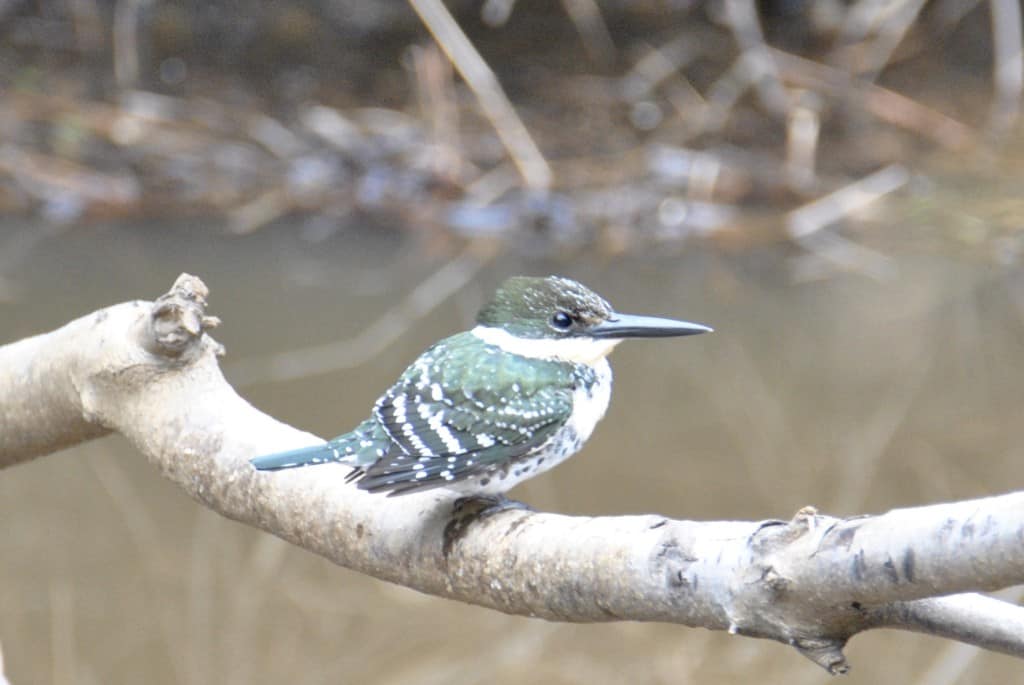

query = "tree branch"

[{"left": 2, "top": 274, "right": 1022, "bottom": 674}]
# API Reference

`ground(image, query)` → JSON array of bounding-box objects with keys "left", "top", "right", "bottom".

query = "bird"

[{"left": 250, "top": 275, "right": 711, "bottom": 497}]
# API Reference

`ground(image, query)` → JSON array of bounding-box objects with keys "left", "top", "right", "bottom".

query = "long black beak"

[{"left": 587, "top": 313, "right": 713, "bottom": 339}]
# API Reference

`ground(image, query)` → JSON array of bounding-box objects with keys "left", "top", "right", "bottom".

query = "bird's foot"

[
  {"left": 443, "top": 495, "right": 532, "bottom": 558},
  {"left": 453, "top": 494, "right": 532, "bottom": 518}
]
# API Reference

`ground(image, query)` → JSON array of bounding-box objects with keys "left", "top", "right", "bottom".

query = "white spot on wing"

[
  {"left": 567, "top": 358, "right": 612, "bottom": 443},
  {"left": 391, "top": 394, "right": 408, "bottom": 425},
  {"left": 428, "top": 412, "right": 463, "bottom": 453}
]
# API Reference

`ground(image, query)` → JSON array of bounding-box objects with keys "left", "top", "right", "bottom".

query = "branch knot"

[
  {"left": 143, "top": 274, "right": 220, "bottom": 358},
  {"left": 792, "top": 636, "right": 849, "bottom": 675}
]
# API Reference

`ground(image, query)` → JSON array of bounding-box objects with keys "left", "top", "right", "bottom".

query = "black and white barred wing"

[{"left": 359, "top": 339, "right": 574, "bottom": 494}]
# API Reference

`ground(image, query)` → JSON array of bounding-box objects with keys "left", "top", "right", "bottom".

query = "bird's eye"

[{"left": 550, "top": 311, "right": 573, "bottom": 330}]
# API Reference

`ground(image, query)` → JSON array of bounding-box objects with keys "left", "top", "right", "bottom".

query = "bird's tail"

[
  {"left": 250, "top": 444, "right": 340, "bottom": 471},
  {"left": 250, "top": 419, "right": 387, "bottom": 472}
]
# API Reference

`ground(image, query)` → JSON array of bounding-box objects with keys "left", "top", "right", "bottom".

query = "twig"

[
  {"left": 69, "top": 0, "right": 104, "bottom": 53},
  {"left": 787, "top": 164, "right": 908, "bottom": 280},
  {"left": 411, "top": 44, "right": 464, "bottom": 181},
  {"left": 560, "top": 0, "right": 616, "bottom": 67},
  {"left": 702, "top": 55, "right": 758, "bottom": 134},
  {"left": 621, "top": 35, "right": 709, "bottom": 141},
  {"left": 932, "top": 0, "right": 984, "bottom": 28},
  {"left": 787, "top": 164, "right": 908, "bottom": 240},
  {"left": 771, "top": 47, "right": 976, "bottom": 150},
  {"left": 914, "top": 588, "right": 1024, "bottom": 685},
  {"left": 620, "top": 35, "right": 700, "bottom": 102},
  {"left": 480, "top": 0, "right": 515, "bottom": 26},
  {"left": 462, "top": 163, "right": 519, "bottom": 205},
  {"left": 988, "top": 0, "right": 1024, "bottom": 136},
  {"left": 0, "top": 637, "right": 9, "bottom": 685},
  {"left": 0, "top": 146, "right": 140, "bottom": 213},
  {"left": 227, "top": 187, "right": 291, "bottom": 235},
  {"left": 870, "top": 593, "right": 1024, "bottom": 657},
  {"left": 112, "top": 0, "right": 151, "bottom": 90},
  {"left": 409, "top": 0, "right": 552, "bottom": 190},
  {"left": 246, "top": 114, "right": 308, "bottom": 160},
  {"left": 784, "top": 91, "right": 822, "bottom": 193},
  {"left": 848, "top": 0, "right": 928, "bottom": 80},
  {"left": 299, "top": 104, "right": 363, "bottom": 153},
  {"left": 836, "top": 0, "right": 893, "bottom": 47},
  {"left": 863, "top": 84, "right": 975, "bottom": 149},
  {"left": 721, "top": 0, "right": 790, "bottom": 114}
]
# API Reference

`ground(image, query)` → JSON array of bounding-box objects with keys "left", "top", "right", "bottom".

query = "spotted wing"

[{"left": 357, "top": 333, "right": 575, "bottom": 495}]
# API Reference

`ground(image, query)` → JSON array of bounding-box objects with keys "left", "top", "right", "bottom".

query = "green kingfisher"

[{"left": 251, "top": 275, "right": 711, "bottom": 496}]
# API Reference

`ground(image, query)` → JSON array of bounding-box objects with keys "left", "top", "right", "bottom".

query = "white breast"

[
  {"left": 567, "top": 357, "right": 612, "bottom": 443},
  {"left": 448, "top": 358, "right": 614, "bottom": 496}
]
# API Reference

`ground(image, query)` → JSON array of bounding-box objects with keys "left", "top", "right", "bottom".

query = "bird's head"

[{"left": 473, "top": 276, "right": 711, "bottom": 364}]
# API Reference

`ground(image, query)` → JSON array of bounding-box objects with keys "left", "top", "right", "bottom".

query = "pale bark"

[{"left": 1, "top": 274, "right": 1022, "bottom": 674}]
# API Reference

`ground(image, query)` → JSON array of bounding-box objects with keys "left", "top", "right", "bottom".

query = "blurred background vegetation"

[{"left": 2, "top": 1, "right": 1024, "bottom": 683}]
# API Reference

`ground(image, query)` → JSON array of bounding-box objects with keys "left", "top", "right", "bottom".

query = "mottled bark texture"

[{"left": 2, "top": 274, "right": 1023, "bottom": 674}]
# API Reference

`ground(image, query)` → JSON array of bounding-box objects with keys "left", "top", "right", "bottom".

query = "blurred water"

[{"left": 1, "top": 217, "right": 1023, "bottom": 684}]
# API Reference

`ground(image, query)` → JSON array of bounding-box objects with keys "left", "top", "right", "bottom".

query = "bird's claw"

[{"left": 442, "top": 495, "right": 532, "bottom": 558}]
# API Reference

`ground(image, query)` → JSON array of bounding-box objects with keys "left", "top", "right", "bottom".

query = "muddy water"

[{"left": 1, "top": 216, "right": 1022, "bottom": 684}]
